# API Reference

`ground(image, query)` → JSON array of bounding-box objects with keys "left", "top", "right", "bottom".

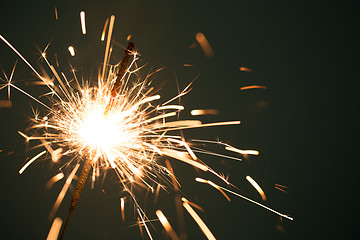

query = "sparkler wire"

[{"left": 59, "top": 42, "right": 135, "bottom": 240}]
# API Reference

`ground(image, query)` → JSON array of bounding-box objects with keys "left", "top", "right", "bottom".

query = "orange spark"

[
  {"left": 181, "top": 198, "right": 205, "bottom": 212},
  {"left": 156, "top": 210, "right": 180, "bottom": 240},
  {"left": 182, "top": 200, "right": 216, "bottom": 240},
  {"left": 54, "top": 7, "right": 58, "bottom": 20},
  {"left": 240, "top": 85, "right": 267, "bottom": 91},
  {"left": 49, "top": 163, "right": 80, "bottom": 220},
  {"left": 45, "top": 173, "right": 64, "bottom": 190},
  {"left": 46, "top": 217, "right": 62, "bottom": 240},
  {"left": 80, "top": 11, "right": 86, "bottom": 35},
  {"left": 246, "top": 175, "right": 267, "bottom": 201},
  {"left": 239, "top": 67, "right": 253, "bottom": 72},
  {"left": 183, "top": 64, "right": 193, "bottom": 67},
  {"left": 190, "top": 109, "right": 219, "bottom": 116},
  {"left": 120, "top": 197, "right": 125, "bottom": 221},
  {"left": 55, "top": 52, "right": 59, "bottom": 67},
  {"left": 275, "top": 184, "right": 289, "bottom": 193},
  {"left": 101, "top": 18, "right": 109, "bottom": 41},
  {"left": 195, "top": 32, "right": 214, "bottom": 58},
  {"left": 127, "top": 34, "right": 132, "bottom": 41}
]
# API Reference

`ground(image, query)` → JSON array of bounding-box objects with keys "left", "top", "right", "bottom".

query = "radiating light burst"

[{"left": 0, "top": 11, "right": 293, "bottom": 239}]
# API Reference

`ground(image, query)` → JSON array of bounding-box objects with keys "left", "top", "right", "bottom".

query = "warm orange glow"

[
  {"left": 46, "top": 217, "right": 62, "bottom": 240},
  {"left": 120, "top": 197, "right": 125, "bottom": 221},
  {"left": 183, "top": 201, "right": 216, "bottom": 240},
  {"left": 240, "top": 85, "right": 267, "bottom": 90},
  {"left": 156, "top": 210, "right": 180, "bottom": 240},
  {"left": 195, "top": 32, "right": 214, "bottom": 58},
  {"left": 239, "top": 67, "right": 253, "bottom": 72},
  {"left": 45, "top": 173, "right": 64, "bottom": 190},
  {"left": 80, "top": 11, "right": 86, "bottom": 34},
  {"left": 54, "top": 7, "right": 58, "bottom": 20},
  {"left": 101, "top": 18, "right": 109, "bottom": 41},
  {"left": 191, "top": 109, "right": 219, "bottom": 116},
  {"left": 127, "top": 34, "right": 132, "bottom": 41},
  {"left": 246, "top": 175, "right": 266, "bottom": 201}
]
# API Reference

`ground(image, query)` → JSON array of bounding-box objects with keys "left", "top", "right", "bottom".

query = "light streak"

[
  {"left": 195, "top": 32, "right": 214, "bottom": 58},
  {"left": 68, "top": 46, "right": 75, "bottom": 56},
  {"left": 120, "top": 197, "right": 125, "bottom": 221},
  {"left": 45, "top": 173, "right": 64, "bottom": 190},
  {"left": 240, "top": 85, "right": 267, "bottom": 90},
  {"left": 246, "top": 175, "right": 267, "bottom": 201},
  {"left": 156, "top": 210, "right": 180, "bottom": 240},
  {"left": 191, "top": 109, "right": 219, "bottom": 116},
  {"left": 225, "top": 146, "right": 259, "bottom": 156},
  {"left": 19, "top": 151, "right": 46, "bottom": 174},
  {"left": 239, "top": 67, "right": 253, "bottom": 72},
  {"left": 275, "top": 184, "right": 289, "bottom": 193},
  {"left": 206, "top": 180, "right": 293, "bottom": 220},
  {"left": 195, "top": 178, "right": 231, "bottom": 202},
  {"left": 49, "top": 163, "right": 80, "bottom": 221},
  {"left": 80, "top": 11, "right": 86, "bottom": 35},
  {"left": 47, "top": 217, "right": 62, "bottom": 240},
  {"left": 54, "top": 7, "right": 58, "bottom": 20},
  {"left": 182, "top": 199, "right": 216, "bottom": 240},
  {"left": 101, "top": 18, "right": 109, "bottom": 41}
]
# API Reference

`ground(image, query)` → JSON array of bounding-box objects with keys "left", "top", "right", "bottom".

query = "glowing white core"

[{"left": 79, "top": 109, "right": 125, "bottom": 150}]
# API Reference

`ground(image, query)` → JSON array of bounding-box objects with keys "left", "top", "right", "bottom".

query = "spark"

[
  {"left": 54, "top": 7, "right": 58, "bottom": 20},
  {"left": 47, "top": 217, "right": 62, "bottom": 240},
  {"left": 195, "top": 32, "right": 214, "bottom": 59},
  {"left": 68, "top": 46, "right": 75, "bottom": 56},
  {"left": 225, "top": 146, "right": 259, "bottom": 156},
  {"left": 45, "top": 173, "right": 64, "bottom": 190},
  {"left": 120, "top": 197, "right": 125, "bottom": 221},
  {"left": 239, "top": 67, "right": 253, "bottom": 72},
  {"left": 191, "top": 109, "right": 219, "bottom": 116},
  {"left": 19, "top": 150, "right": 46, "bottom": 174},
  {"left": 182, "top": 199, "right": 216, "bottom": 240},
  {"left": 195, "top": 178, "right": 231, "bottom": 202},
  {"left": 203, "top": 180, "right": 293, "bottom": 220},
  {"left": 101, "top": 18, "right": 109, "bottom": 41},
  {"left": 80, "top": 11, "right": 86, "bottom": 35},
  {"left": 156, "top": 210, "right": 180, "bottom": 240},
  {"left": 275, "top": 184, "right": 289, "bottom": 193},
  {"left": 240, "top": 85, "right": 267, "bottom": 91},
  {"left": 246, "top": 175, "right": 267, "bottom": 201}
]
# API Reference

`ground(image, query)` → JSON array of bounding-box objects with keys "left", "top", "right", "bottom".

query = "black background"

[{"left": 0, "top": 0, "right": 358, "bottom": 239}]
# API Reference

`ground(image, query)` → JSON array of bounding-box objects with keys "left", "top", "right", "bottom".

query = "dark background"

[{"left": 0, "top": 0, "right": 358, "bottom": 239}]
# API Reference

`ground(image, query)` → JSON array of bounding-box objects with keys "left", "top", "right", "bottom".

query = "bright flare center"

[{"left": 79, "top": 109, "right": 123, "bottom": 150}]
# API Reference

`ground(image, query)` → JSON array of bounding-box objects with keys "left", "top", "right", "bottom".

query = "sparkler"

[{"left": 0, "top": 10, "right": 293, "bottom": 239}]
